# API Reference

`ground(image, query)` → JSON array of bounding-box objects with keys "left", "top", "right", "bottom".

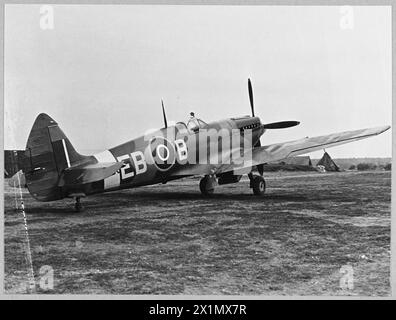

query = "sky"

[{"left": 4, "top": 5, "right": 392, "bottom": 158}]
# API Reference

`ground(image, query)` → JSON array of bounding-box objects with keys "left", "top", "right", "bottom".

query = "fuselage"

[{"left": 89, "top": 116, "right": 264, "bottom": 194}]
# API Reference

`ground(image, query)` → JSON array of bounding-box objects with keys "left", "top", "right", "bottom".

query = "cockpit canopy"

[{"left": 186, "top": 118, "right": 208, "bottom": 132}]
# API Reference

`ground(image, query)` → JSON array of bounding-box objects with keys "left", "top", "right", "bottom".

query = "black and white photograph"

[{"left": 2, "top": 3, "right": 392, "bottom": 297}]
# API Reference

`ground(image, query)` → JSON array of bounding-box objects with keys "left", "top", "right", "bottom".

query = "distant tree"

[
  {"left": 349, "top": 164, "right": 356, "bottom": 170},
  {"left": 385, "top": 163, "right": 391, "bottom": 171},
  {"left": 357, "top": 163, "right": 370, "bottom": 171}
]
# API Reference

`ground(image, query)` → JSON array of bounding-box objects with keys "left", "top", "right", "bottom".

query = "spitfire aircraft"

[{"left": 20, "top": 79, "right": 390, "bottom": 212}]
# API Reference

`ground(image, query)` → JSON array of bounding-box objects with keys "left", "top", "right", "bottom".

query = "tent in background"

[
  {"left": 8, "top": 170, "right": 27, "bottom": 188},
  {"left": 316, "top": 151, "right": 340, "bottom": 172},
  {"left": 4, "top": 150, "right": 25, "bottom": 178}
]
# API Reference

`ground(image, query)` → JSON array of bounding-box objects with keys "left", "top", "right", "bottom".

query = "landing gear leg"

[
  {"left": 248, "top": 172, "right": 254, "bottom": 188},
  {"left": 199, "top": 175, "right": 217, "bottom": 196},
  {"left": 74, "top": 197, "right": 83, "bottom": 212}
]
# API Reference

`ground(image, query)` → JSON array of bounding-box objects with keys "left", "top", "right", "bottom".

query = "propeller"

[
  {"left": 247, "top": 78, "right": 299, "bottom": 175},
  {"left": 247, "top": 78, "right": 300, "bottom": 129},
  {"left": 263, "top": 120, "right": 300, "bottom": 129},
  {"left": 161, "top": 99, "right": 168, "bottom": 128},
  {"left": 248, "top": 78, "right": 255, "bottom": 117}
]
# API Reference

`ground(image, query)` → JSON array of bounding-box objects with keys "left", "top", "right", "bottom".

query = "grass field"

[{"left": 4, "top": 171, "right": 391, "bottom": 296}]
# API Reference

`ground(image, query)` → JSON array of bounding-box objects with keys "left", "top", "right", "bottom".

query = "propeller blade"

[
  {"left": 161, "top": 99, "right": 168, "bottom": 128},
  {"left": 248, "top": 78, "right": 255, "bottom": 117},
  {"left": 263, "top": 121, "right": 300, "bottom": 129}
]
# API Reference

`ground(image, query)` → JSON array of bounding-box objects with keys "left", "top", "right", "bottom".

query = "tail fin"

[{"left": 23, "top": 113, "right": 89, "bottom": 201}]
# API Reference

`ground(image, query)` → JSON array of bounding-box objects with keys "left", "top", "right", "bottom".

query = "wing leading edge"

[
  {"left": 230, "top": 125, "right": 390, "bottom": 175},
  {"left": 254, "top": 124, "right": 388, "bottom": 161}
]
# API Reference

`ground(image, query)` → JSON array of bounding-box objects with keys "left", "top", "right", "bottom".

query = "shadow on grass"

[
  {"left": 100, "top": 191, "right": 309, "bottom": 202},
  {"left": 20, "top": 191, "right": 309, "bottom": 216}
]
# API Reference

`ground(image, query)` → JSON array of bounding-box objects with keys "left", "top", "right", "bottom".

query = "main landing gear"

[
  {"left": 199, "top": 175, "right": 217, "bottom": 195},
  {"left": 248, "top": 173, "right": 266, "bottom": 195},
  {"left": 199, "top": 173, "right": 266, "bottom": 196}
]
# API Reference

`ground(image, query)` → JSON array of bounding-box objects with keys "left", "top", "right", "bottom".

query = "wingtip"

[
  {"left": 379, "top": 125, "right": 391, "bottom": 133},
  {"left": 367, "top": 125, "right": 391, "bottom": 136}
]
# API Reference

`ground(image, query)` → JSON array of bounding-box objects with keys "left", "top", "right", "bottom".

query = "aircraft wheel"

[
  {"left": 199, "top": 176, "right": 215, "bottom": 196},
  {"left": 252, "top": 175, "right": 266, "bottom": 196},
  {"left": 74, "top": 197, "right": 84, "bottom": 212}
]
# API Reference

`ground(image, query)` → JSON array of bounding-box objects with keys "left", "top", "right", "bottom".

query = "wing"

[
  {"left": 171, "top": 125, "right": 390, "bottom": 176},
  {"left": 58, "top": 161, "right": 123, "bottom": 187}
]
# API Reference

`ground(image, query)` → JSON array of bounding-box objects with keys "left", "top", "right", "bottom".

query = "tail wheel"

[
  {"left": 74, "top": 197, "right": 84, "bottom": 212},
  {"left": 252, "top": 175, "right": 266, "bottom": 196},
  {"left": 199, "top": 176, "right": 216, "bottom": 195}
]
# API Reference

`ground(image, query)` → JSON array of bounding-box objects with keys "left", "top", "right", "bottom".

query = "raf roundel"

[{"left": 149, "top": 136, "right": 176, "bottom": 171}]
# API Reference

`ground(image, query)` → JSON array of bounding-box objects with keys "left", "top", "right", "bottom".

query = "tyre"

[
  {"left": 252, "top": 175, "right": 266, "bottom": 195},
  {"left": 74, "top": 201, "right": 83, "bottom": 212},
  {"left": 199, "top": 176, "right": 215, "bottom": 195}
]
